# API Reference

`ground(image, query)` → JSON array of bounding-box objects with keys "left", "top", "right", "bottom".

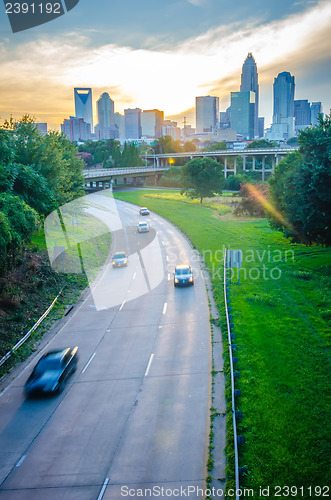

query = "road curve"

[{"left": 0, "top": 191, "right": 211, "bottom": 500}]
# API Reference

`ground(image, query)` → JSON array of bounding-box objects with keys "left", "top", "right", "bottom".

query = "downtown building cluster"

[{"left": 60, "top": 53, "right": 323, "bottom": 145}]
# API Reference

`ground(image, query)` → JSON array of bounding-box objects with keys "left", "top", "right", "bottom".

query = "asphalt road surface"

[{"left": 0, "top": 191, "right": 211, "bottom": 500}]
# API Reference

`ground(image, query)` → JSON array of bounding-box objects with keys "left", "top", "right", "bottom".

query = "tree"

[
  {"left": 183, "top": 141, "right": 197, "bottom": 152},
  {"left": 202, "top": 141, "right": 227, "bottom": 151},
  {"left": 246, "top": 139, "right": 276, "bottom": 149},
  {"left": 180, "top": 157, "right": 225, "bottom": 203},
  {"left": 269, "top": 113, "right": 331, "bottom": 245},
  {"left": 0, "top": 193, "right": 39, "bottom": 261},
  {"left": 234, "top": 183, "right": 270, "bottom": 216},
  {"left": 154, "top": 135, "right": 183, "bottom": 154}
]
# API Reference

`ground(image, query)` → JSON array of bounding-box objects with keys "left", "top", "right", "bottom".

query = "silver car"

[{"left": 137, "top": 221, "right": 150, "bottom": 233}]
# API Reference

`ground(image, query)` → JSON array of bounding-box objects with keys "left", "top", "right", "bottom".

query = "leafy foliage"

[
  {"left": 180, "top": 157, "right": 225, "bottom": 203},
  {"left": 246, "top": 139, "right": 277, "bottom": 149},
  {"left": 234, "top": 183, "right": 270, "bottom": 216},
  {"left": 269, "top": 113, "right": 331, "bottom": 245}
]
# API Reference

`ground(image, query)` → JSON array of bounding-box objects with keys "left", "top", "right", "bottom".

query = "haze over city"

[{"left": 0, "top": 0, "right": 330, "bottom": 131}]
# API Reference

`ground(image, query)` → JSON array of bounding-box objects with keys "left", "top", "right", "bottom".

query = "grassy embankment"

[
  {"left": 0, "top": 211, "right": 111, "bottom": 379},
  {"left": 113, "top": 189, "right": 330, "bottom": 498}
]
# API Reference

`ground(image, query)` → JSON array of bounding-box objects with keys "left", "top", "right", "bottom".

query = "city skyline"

[{"left": 0, "top": 0, "right": 330, "bottom": 131}]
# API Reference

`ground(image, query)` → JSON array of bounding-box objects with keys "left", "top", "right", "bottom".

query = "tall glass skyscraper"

[
  {"left": 74, "top": 88, "right": 93, "bottom": 131},
  {"left": 273, "top": 72, "right": 295, "bottom": 120},
  {"left": 230, "top": 91, "right": 255, "bottom": 140},
  {"left": 240, "top": 53, "right": 259, "bottom": 138}
]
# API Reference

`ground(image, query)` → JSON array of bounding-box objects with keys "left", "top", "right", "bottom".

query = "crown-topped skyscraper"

[{"left": 240, "top": 53, "right": 259, "bottom": 138}]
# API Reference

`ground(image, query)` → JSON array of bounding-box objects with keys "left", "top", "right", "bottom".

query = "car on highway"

[
  {"left": 112, "top": 251, "right": 128, "bottom": 267},
  {"left": 137, "top": 221, "right": 150, "bottom": 233},
  {"left": 24, "top": 347, "right": 78, "bottom": 397},
  {"left": 139, "top": 207, "right": 150, "bottom": 216},
  {"left": 174, "top": 264, "right": 194, "bottom": 287}
]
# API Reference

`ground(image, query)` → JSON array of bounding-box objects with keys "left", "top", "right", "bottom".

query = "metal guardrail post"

[{"left": 224, "top": 248, "right": 240, "bottom": 499}]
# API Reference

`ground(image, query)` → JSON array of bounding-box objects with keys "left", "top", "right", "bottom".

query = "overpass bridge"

[{"left": 83, "top": 147, "right": 298, "bottom": 188}]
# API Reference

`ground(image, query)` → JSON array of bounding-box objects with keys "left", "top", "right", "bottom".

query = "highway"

[{"left": 0, "top": 191, "right": 211, "bottom": 499}]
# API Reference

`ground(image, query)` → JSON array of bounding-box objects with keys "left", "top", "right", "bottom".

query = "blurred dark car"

[
  {"left": 174, "top": 264, "right": 194, "bottom": 287},
  {"left": 139, "top": 207, "right": 150, "bottom": 216},
  {"left": 24, "top": 347, "right": 78, "bottom": 397},
  {"left": 112, "top": 251, "right": 128, "bottom": 267}
]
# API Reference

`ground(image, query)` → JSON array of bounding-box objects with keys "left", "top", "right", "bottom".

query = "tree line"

[{"left": 0, "top": 116, "right": 85, "bottom": 273}]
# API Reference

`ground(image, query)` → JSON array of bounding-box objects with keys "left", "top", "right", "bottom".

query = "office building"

[
  {"left": 74, "top": 88, "right": 93, "bottom": 131},
  {"left": 266, "top": 71, "right": 295, "bottom": 140},
  {"left": 258, "top": 117, "right": 265, "bottom": 138},
  {"left": 61, "top": 116, "right": 91, "bottom": 142},
  {"left": 97, "top": 92, "right": 114, "bottom": 129},
  {"left": 230, "top": 91, "right": 256, "bottom": 140},
  {"left": 196, "top": 96, "right": 219, "bottom": 133},
  {"left": 35, "top": 123, "right": 47, "bottom": 135},
  {"left": 96, "top": 92, "right": 117, "bottom": 140},
  {"left": 114, "top": 113, "right": 125, "bottom": 139},
  {"left": 141, "top": 109, "right": 164, "bottom": 139},
  {"left": 310, "top": 102, "right": 323, "bottom": 126},
  {"left": 124, "top": 108, "right": 142, "bottom": 139},
  {"left": 273, "top": 72, "right": 295, "bottom": 121},
  {"left": 294, "top": 100, "right": 311, "bottom": 132},
  {"left": 240, "top": 52, "right": 259, "bottom": 137},
  {"left": 161, "top": 120, "right": 181, "bottom": 141}
]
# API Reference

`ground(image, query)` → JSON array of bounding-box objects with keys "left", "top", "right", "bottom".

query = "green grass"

[{"left": 114, "top": 189, "right": 331, "bottom": 498}]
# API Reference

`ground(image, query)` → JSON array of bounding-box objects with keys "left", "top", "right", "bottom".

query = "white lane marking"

[
  {"left": 162, "top": 241, "right": 165, "bottom": 245},
  {"left": 81, "top": 353, "right": 96, "bottom": 374},
  {"left": 16, "top": 455, "right": 26, "bottom": 467},
  {"left": 163, "top": 302, "right": 167, "bottom": 315},
  {"left": 168, "top": 273, "right": 170, "bottom": 281},
  {"left": 166, "top": 256, "right": 169, "bottom": 261},
  {"left": 119, "top": 300, "right": 125, "bottom": 311},
  {"left": 97, "top": 477, "right": 109, "bottom": 500},
  {"left": 133, "top": 272, "right": 136, "bottom": 279},
  {"left": 144, "top": 354, "right": 154, "bottom": 377}
]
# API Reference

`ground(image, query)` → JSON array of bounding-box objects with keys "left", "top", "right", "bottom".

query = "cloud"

[{"left": 0, "top": 0, "right": 330, "bottom": 129}]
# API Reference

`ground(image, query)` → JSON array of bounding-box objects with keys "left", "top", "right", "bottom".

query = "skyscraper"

[
  {"left": 240, "top": 53, "right": 259, "bottom": 137},
  {"left": 294, "top": 99, "right": 311, "bottom": 132},
  {"left": 230, "top": 91, "right": 256, "bottom": 140},
  {"left": 141, "top": 109, "right": 164, "bottom": 139},
  {"left": 74, "top": 88, "right": 93, "bottom": 131},
  {"left": 95, "top": 92, "right": 118, "bottom": 140},
  {"left": 97, "top": 92, "right": 114, "bottom": 129},
  {"left": 273, "top": 72, "right": 295, "bottom": 121},
  {"left": 124, "top": 108, "right": 142, "bottom": 139},
  {"left": 196, "top": 96, "right": 219, "bottom": 133},
  {"left": 310, "top": 102, "right": 323, "bottom": 126}
]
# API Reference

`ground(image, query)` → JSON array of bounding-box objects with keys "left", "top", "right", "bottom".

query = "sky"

[{"left": 0, "top": 0, "right": 330, "bottom": 131}]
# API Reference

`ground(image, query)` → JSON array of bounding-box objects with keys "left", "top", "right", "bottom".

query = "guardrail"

[
  {"left": 83, "top": 166, "right": 166, "bottom": 179},
  {"left": 224, "top": 248, "right": 244, "bottom": 499},
  {"left": 0, "top": 290, "right": 62, "bottom": 367}
]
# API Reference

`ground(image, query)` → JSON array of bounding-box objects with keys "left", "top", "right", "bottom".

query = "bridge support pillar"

[
  {"left": 234, "top": 156, "right": 237, "bottom": 175},
  {"left": 243, "top": 155, "right": 246, "bottom": 171},
  {"left": 224, "top": 157, "right": 228, "bottom": 178},
  {"left": 123, "top": 177, "right": 127, "bottom": 184},
  {"left": 262, "top": 156, "right": 265, "bottom": 182},
  {"left": 253, "top": 156, "right": 256, "bottom": 171}
]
